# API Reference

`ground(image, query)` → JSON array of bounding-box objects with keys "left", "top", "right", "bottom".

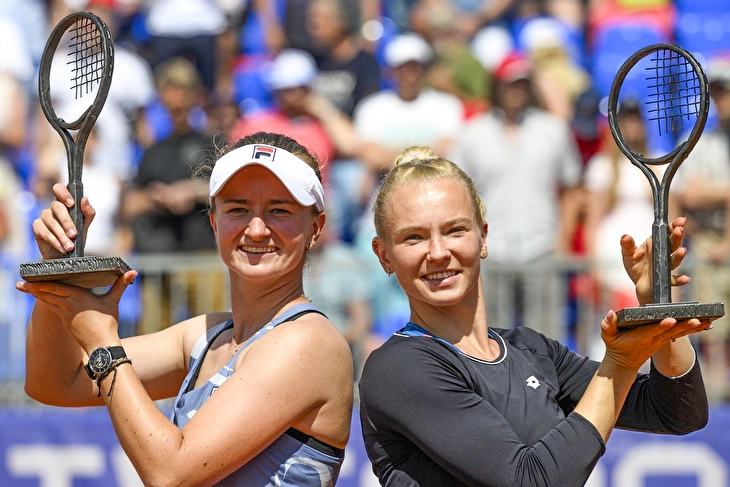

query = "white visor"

[{"left": 209, "top": 144, "right": 325, "bottom": 212}]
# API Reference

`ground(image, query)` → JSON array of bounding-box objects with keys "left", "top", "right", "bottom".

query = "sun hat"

[
  {"left": 708, "top": 55, "right": 730, "bottom": 90},
  {"left": 493, "top": 51, "right": 533, "bottom": 83},
  {"left": 383, "top": 32, "right": 433, "bottom": 68},
  {"left": 265, "top": 49, "right": 318, "bottom": 91}
]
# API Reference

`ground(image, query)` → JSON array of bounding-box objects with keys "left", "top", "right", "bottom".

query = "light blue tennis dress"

[{"left": 170, "top": 303, "right": 344, "bottom": 486}]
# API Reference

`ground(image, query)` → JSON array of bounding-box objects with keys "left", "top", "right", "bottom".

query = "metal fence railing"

[{"left": 1, "top": 250, "right": 726, "bottom": 405}]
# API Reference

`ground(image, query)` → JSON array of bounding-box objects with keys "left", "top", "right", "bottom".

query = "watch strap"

[
  {"left": 84, "top": 362, "right": 94, "bottom": 380},
  {"left": 107, "top": 346, "right": 126, "bottom": 361}
]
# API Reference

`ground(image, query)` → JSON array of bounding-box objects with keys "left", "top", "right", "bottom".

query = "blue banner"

[{"left": 1, "top": 406, "right": 729, "bottom": 486}]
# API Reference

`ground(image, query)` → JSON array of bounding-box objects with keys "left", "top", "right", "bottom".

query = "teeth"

[
  {"left": 241, "top": 246, "right": 276, "bottom": 253},
  {"left": 425, "top": 271, "right": 456, "bottom": 280}
]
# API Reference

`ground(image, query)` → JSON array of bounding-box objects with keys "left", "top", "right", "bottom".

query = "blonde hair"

[
  {"left": 373, "top": 146, "right": 486, "bottom": 238},
  {"left": 154, "top": 57, "right": 203, "bottom": 91}
]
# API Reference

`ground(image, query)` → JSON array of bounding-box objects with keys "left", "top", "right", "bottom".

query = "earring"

[{"left": 480, "top": 247, "right": 487, "bottom": 259}]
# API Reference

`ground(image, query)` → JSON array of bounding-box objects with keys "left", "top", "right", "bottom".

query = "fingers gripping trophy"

[
  {"left": 608, "top": 43, "right": 724, "bottom": 327},
  {"left": 20, "top": 11, "right": 130, "bottom": 288}
]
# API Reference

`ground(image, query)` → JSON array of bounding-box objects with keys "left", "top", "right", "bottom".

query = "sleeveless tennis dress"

[{"left": 170, "top": 303, "right": 344, "bottom": 486}]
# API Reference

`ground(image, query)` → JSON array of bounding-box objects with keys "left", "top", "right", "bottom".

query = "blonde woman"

[{"left": 359, "top": 146, "right": 710, "bottom": 486}]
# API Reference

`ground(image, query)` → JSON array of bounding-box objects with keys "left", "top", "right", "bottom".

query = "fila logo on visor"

[{"left": 253, "top": 145, "right": 276, "bottom": 160}]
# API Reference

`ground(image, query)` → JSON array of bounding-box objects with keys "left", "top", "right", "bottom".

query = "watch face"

[{"left": 88, "top": 348, "right": 113, "bottom": 375}]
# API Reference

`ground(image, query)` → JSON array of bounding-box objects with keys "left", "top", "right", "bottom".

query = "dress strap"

[{"left": 185, "top": 304, "right": 327, "bottom": 394}]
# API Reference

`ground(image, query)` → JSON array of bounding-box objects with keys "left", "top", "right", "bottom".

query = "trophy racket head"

[
  {"left": 607, "top": 43, "right": 709, "bottom": 167},
  {"left": 38, "top": 11, "right": 114, "bottom": 133}
]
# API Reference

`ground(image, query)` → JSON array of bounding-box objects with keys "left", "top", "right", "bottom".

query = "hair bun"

[{"left": 394, "top": 146, "right": 439, "bottom": 167}]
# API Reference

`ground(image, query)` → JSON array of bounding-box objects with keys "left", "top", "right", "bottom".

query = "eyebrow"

[
  {"left": 392, "top": 217, "right": 474, "bottom": 238},
  {"left": 220, "top": 198, "right": 298, "bottom": 206}
]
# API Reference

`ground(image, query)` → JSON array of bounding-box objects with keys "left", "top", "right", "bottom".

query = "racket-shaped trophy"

[
  {"left": 608, "top": 43, "right": 725, "bottom": 327},
  {"left": 20, "top": 11, "right": 130, "bottom": 288}
]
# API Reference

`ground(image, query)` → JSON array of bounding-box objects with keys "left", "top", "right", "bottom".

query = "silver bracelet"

[{"left": 96, "top": 357, "right": 132, "bottom": 397}]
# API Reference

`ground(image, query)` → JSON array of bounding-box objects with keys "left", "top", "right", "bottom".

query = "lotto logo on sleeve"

[{"left": 253, "top": 145, "right": 276, "bottom": 160}]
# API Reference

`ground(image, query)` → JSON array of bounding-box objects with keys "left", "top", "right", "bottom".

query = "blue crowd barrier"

[{"left": 0, "top": 405, "right": 729, "bottom": 486}]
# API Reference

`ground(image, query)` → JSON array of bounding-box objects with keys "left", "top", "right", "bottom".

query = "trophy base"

[
  {"left": 20, "top": 256, "right": 132, "bottom": 289},
  {"left": 617, "top": 301, "right": 725, "bottom": 328}
]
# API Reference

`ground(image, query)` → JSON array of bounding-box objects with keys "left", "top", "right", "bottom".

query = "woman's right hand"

[{"left": 32, "top": 183, "right": 96, "bottom": 259}]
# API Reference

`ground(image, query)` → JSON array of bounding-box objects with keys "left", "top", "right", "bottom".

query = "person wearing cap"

[
  {"left": 353, "top": 32, "right": 465, "bottom": 172},
  {"left": 448, "top": 50, "right": 583, "bottom": 341},
  {"left": 19, "top": 131, "right": 353, "bottom": 486},
  {"left": 230, "top": 48, "right": 337, "bottom": 185},
  {"left": 671, "top": 55, "right": 730, "bottom": 401},
  {"left": 346, "top": 31, "right": 465, "bottom": 342}
]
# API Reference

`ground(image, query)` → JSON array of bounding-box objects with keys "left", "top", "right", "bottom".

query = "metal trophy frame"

[
  {"left": 608, "top": 43, "right": 724, "bottom": 327},
  {"left": 20, "top": 11, "right": 130, "bottom": 289}
]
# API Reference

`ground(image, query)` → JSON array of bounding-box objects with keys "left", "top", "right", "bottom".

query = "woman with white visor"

[{"left": 19, "top": 131, "right": 353, "bottom": 486}]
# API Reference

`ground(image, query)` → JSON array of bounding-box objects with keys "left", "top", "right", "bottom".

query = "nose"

[
  {"left": 427, "top": 235, "right": 449, "bottom": 262},
  {"left": 244, "top": 215, "right": 270, "bottom": 240}
]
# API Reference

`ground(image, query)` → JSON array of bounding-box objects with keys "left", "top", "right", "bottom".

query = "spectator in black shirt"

[
  {"left": 121, "top": 57, "right": 223, "bottom": 333},
  {"left": 123, "top": 57, "right": 218, "bottom": 253},
  {"left": 306, "top": 0, "right": 382, "bottom": 118}
]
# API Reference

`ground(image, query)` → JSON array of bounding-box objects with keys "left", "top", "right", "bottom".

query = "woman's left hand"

[
  {"left": 16, "top": 270, "right": 137, "bottom": 352},
  {"left": 621, "top": 217, "right": 690, "bottom": 305},
  {"left": 600, "top": 309, "right": 708, "bottom": 371}
]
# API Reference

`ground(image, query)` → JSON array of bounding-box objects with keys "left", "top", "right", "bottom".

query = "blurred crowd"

[{"left": 1, "top": 0, "right": 730, "bottom": 399}]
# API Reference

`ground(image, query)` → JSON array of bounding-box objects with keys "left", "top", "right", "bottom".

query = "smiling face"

[
  {"left": 373, "top": 177, "right": 487, "bottom": 310},
  {"left": 209, "top": 165, "right": 324, "bottom": 285}
]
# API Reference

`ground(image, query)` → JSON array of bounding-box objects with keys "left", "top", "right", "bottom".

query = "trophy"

[
  {"left": 20, "top": 11, "right": 130, "bottom": 288},
  {"left": 608, "top": 43, "right": 724, "bottom": 327}
]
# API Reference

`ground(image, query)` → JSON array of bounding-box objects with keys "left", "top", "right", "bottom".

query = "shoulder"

[
  {"left": 494, "top": 326, "right": 563, "bottom": 358},
  {"left": 359, "top": 335, "right": 481, "bottom": 423},
  {"left": 495, "top": 326, "right": 594, "bottom": 379},
  {"left": 361, "top": 335, "right": 469, "bottom": 389},
  {"left": 460, "top": 112, "right": 495, "bottom": 133},
  {"left": 584, "top": 153, "right": 612, "bottom": 185},
  {"left": 417, "top": 89, "right": 464, "bottom": 113},
  {"left": 354, "top": 90, "right": 397, "bottom": 112},
  {"left": 256, "top": 309, "right": 352, "bottom": 368},
  {"left": 683, "top": 130, "right": 730, "bottom": 171},
  {"left": 234, "top": 309, "right": 353, "bottom": 415},
  {"left": 526, "top": 108, "right": 572, "bottom": 133},
  {"left": 351, "top": 50, "right": 381, "bottom": 69},
  {"left": 420, "top": 88, "right": 462, "bottom": 105},
  {"left": 584, "top": 152, "right": 611, "bottom": 172}
]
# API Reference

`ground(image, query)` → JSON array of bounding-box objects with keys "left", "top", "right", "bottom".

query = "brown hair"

[{"left": 372, "top": 146, "right": 486, "bottom": 238}]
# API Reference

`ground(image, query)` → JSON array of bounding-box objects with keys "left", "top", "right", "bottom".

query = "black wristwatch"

[{"left": 85, "top": 346, "right": 127, "bottom": 379}]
